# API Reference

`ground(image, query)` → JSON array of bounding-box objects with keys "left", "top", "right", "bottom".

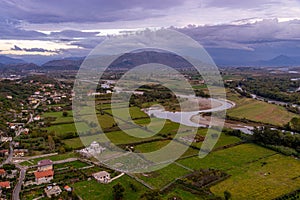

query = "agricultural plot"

[
  {"left": 44, "top": 122, "right": 89, "bottom": 137},
  {"left": 43, "top": 110, "right": 74, "bottom": 124},
  {"left": 104, "top": 106, "right": 149, "bottom": 120},
  {"left": 72, "top": 176, "right": 150, "bottom": 200},
  {"left": 22, "top": 152, "right": 77, "bottom": 166},
  {"left": 54, "top": 160, "right": 89, "bottom": 169},
  {"left": 210, "top": 154, "right": 300, "bottom": 199},
  {"left": 190, "top": 133, "right": 241, "bottom": 149},
  {"left": 63, "top": 128, "right": 163, "bottom": 149},
  {"left": 178, "top": 143, "right": 300, "bottom": 199},
  {"left": 178, "top": 144, "right": 276, "bottom": 171},
  {"left": 136, "top": 163, "right": 191, "bottom": 189},
  {"left": 162, "top": 186, "right": 210, "bottom": 200},
  {"left": 227, "top": 93, "right": 299, "bottom": 126},
  {"left": 134, "top": 140, "right": 171, "bottom": 153}
]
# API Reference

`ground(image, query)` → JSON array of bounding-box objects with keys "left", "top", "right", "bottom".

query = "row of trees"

[
  {"left": 239, "top": 77, "right": 300, "bottom": 104},
  {"left": 252, "top": 127, "right": 300, "bottom": 155}
]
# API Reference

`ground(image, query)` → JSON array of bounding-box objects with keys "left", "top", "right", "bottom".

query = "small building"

[
  {"left": 92, "top": 171, "right": 111, "bottom": 184},
  {"left": 33, "top": 115, "right": 41, "bottom": 121},
  {"left": 0, "top": 137, "right": 12, "bottom": 142},
  {"left": 37, "top": 159, "right": 53, "bottom": 172},
  {"left": 13, "top": 149, "right": 28, "bottom": 157},
  {"left": 0, "top": 169, "right": 6, "bottom": 178},
  {"left": 0, "top": 181, "right": 10, "bottom": 189},
  {"left": 34, "top": 170, "right": 54, "bottom": 185},
  {"left": 78, "top": 141, "right": 106, "bottom": 158},
  {"left": 0, "top": 150, "right": 9, "bottom": 156},
  {"left": 23, "top": 128, "right": 29, "bottom": 135},
  {"left": 44, "top": 185, "right": 62, "bottom": 198},
  {"left": 64, "top": 185, "right": 72, "bottom": 192},
  {"left": 6, "top": 170, "right": 18, "bottom": 179}
]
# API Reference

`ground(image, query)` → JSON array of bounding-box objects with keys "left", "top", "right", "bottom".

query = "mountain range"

[{"left": 0, "top": 54, "right": 300, "bottom": 70}]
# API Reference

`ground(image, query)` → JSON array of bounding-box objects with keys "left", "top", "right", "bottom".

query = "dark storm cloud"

[
  {"left": 176, "top": 19, "right": 300, "bottom": 50},
  {"left": 0, "top": 19, "right": 46, "bottom": 39},
  {"left": 0, "top": 0, "right": 183, "bottom": 24}
]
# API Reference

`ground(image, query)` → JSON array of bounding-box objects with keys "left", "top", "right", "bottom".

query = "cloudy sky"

[{"left": 0, "top": 0, "right": 300, "bottom": 64}]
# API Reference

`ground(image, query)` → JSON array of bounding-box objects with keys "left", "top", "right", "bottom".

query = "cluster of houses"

[
  {"left": 87, "top": 80, "right": 115, "bottom": 96},
  {"left": 26, "top": 81, "right": 71, "bottom": 105},
  {"left": 0, "top": 168, "right": 18, "bottom": 199},
  {"left": 32, "top": 159, "right": 72, "bottom": 198},
  {"left": 30, "top": 158, "right": 112, "bottom": 198}
]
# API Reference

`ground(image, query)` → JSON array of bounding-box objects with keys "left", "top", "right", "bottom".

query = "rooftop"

[
  {"left": 93, "top": 171, "right": 110, "bottom": 177},
  {"left": 38, "top": 159, "right": 53, "bottom": 167},
  {"left": 0, "top": 169, "right": 6, "bottom": 175},
  {"left": 34, "top": 170, "right": 54, "bottom": 179},
  {"left": 0, "top": 181, "right": 10, "bottom": 188}
]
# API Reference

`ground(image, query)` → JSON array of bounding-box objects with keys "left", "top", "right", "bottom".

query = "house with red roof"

[
  {"left": 0, "top": 169, "right": 6, "bottom": 178},
  {"left": 34, "top": 170, "right": 54, "bottom": 185},
  {"left": 0, "top": 181, "right": 10, "bottom": 189}
]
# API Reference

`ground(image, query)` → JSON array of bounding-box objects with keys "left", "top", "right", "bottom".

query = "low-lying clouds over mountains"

[{"left": 0, "top": 0, "right": 299, "bottom": 65}]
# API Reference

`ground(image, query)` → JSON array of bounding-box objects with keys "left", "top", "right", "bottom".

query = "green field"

[
  {"left": 191, "top": 133, "right": 241, "bottom": 149},
  {"left": 134, "top": 132, "right": 241, "bottom": 154},
  {"left": 134, "top": 140, "right": 171, "bottom": 153},
  {"left": 105, "top": 106, "right": 149, "bottom": 119},
  {"left": 211, "top": 154, "right": 300, "bottom": 199},
  {"left": 43, "top": 110, "right": 74, "bottom": 123},
  {"left": 136, "top": 163, "right": 191, "bottom": 189},
  {"left": 63, "top": 128, "right": 163, "bottom": 149},
  {"left": 22, "top": 152, "right": 77, "bottom": 166},
  {"left": 178, "top": 144, "right": 276, "bottom": 171},
  {"left": 45, "top": 122, "right": 89, "bottom": 137},
  {"left": 162, "top": 186, "right": 211, "bottom": 200},
  {"left": 227, "top": 92, "right": 299, "bottom": 126},
  {"left": 54, "top": 160, "right": 89, "bottom": 169},
  {"left": 72, "top": 176, "right": 149, "bottom": 200},
  {"left": 178, "top": 143, "right": 300, "bottom": 199}
]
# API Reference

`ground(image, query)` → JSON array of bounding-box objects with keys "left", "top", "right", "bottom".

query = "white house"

[{"left": 93, "top": 171, "right": 111, "bottom": 183}]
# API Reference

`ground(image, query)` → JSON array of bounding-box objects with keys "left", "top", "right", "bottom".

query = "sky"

[{"left": 0, "top": 0, "right": 300, "bottom": 65}]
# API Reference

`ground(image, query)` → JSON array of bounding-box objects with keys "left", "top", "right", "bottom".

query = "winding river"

[{"left": 144, "top": 96, "right": 235, "bottom": 128}]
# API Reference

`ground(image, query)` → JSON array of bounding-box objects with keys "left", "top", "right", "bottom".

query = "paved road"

[
  {"left": 26, "top": 113, "right": 34, "bottom": 125},
  {"left": 0, "top": 142, "right": 13, "bottom": 167},
  {"left": 12, "top": 164, "right": 27, "bottom": 200}
]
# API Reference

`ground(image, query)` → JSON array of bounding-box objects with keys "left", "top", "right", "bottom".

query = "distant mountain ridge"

[
  {"left": 1, "top": 54, "right": 300, "bottom": 70},
  {"left": 42, "top": 58, "right": 83, "bottom": 70},
  {"left": 258, "top": 55, "right": 300, "bottom": 66},
  {"left": 0, "top": 55, "right": 26, "bottom": 65}
]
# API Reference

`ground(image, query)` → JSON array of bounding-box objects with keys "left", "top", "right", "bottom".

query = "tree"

[
  {"left": 113, "top": 183, "right": 125, "bottom": 200},
  {"left": 59, "top": 146, "right": 66, "bottom": 153},
  {"left": 48, "top": 135, "right": 55, "bottom": 151},
  {"left": 62, "top": 111, "right": 68, "bottom": 117},
  {"left": 224, "top": 190, "right": 232, "bottom": 200}
]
